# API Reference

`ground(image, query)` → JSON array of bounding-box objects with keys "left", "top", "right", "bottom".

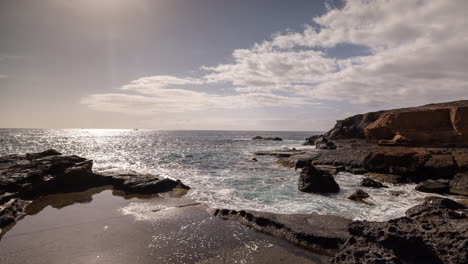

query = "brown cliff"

[{"left": 325, "top": 100, "right": 468, "bottom": 146}]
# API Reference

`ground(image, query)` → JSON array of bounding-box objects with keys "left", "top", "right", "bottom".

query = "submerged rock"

[
  {"left": 347, "top": 189, "right": 373, "bottom": 205},
  {"left": 252, "top": 136, "right": 283, "bottom": 141},
  {"left": 298, "top": 165, "right": 340, "bottom": 193},
  {"left": 348, "top": 189, "right": 370, "bottom": 201},
  {"left": 361, "top": 177, "right": 388, "bottom": 188},
  {"left": 332, "top": 197, "right": 468, "bottom": 264}
]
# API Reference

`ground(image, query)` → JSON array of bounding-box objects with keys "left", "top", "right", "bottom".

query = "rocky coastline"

[
  {"left": 249, "top": 100, "right": 468, "bottom": 263},
  {"left": 1, "top": 100, "right": 467, "bottom": 263}
]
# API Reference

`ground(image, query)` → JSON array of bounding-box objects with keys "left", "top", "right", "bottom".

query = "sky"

[{"left": 1, "top": 0, "right": 467, "bottom": 131}]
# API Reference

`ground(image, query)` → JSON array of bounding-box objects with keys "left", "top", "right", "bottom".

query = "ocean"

[{"left": 0, "top": 129, "right": 436, "bottom": 221}]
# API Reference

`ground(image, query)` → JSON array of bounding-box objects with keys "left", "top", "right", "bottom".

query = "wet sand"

[{"left": 0, "top": 188, "right": 329, "bottom": 264}]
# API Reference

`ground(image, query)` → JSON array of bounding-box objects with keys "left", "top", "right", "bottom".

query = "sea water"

[{"left": 0, "top": 129, "right": 441, "bottom": 221}]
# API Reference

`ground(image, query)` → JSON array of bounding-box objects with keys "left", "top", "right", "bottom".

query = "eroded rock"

[{"left": 332, "top": 197, "right": 468, "bottom": 264}]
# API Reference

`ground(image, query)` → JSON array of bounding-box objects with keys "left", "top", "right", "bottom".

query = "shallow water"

[
  {"left": 0, "top": 189, "right": 327, "bottom": 264},
  {"left": 0, "top": 129, "right": 448, "bottom": 221}
]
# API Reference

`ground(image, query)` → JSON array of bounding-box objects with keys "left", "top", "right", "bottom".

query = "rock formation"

[
  {"left": 212, "top": 208, "right": 352, "bottom": 256},
  {"left": 0, "top": 150, "right": 189, "bottom": 235},
  {"left": 325, "top": 100, "right": 468, "bottom": 146},
  {"left": 332, "top": 197, "right": 468, "bottom": 264}
]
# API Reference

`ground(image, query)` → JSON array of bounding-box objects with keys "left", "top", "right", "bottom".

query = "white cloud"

[{"left": 83, "top": 0, "right": 468, "bottom": 117}]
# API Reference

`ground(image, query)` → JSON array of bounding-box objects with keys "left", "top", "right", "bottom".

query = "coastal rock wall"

[
  {"left": 364, "top": 106, "right": 468, "bottom": 145},
  {"left": 324, "top": 100, "right": 468, "bottom": 146}
]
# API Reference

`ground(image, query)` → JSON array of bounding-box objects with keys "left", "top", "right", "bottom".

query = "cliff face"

[{"left": 325, "top": 100, "right": 468, "bottom": 146}]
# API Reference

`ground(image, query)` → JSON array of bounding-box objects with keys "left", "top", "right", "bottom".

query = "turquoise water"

[{"left": 0, "top": 129, "right": 436, "bottom": 221}]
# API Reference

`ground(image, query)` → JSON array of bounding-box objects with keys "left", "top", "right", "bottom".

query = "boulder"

[
  {"left": 415, "top": 179, "right": 450, "bottom": 194},
  {"left": 449, "top": 172, "right": 468, "bottom": 196},
  {"left": 298, "top": 165, "right": 340, "bottom": 193},
  {"left": 364, "top": 173, "right": 405, "bottom": 184},
  {"left": 361, "top": 177, "right": 387, "bottom": 188}
]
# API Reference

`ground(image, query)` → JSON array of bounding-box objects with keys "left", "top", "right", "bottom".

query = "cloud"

[
  {"left": 83, "top": 0, "right": 468, "bottom": 116},
  {"left": 82, "top": 86, "right": 309, "bottom": 115}
]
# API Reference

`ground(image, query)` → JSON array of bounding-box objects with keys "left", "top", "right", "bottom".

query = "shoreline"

[{"left": 1, "top": 148, "right": 467, "bottom": 263}]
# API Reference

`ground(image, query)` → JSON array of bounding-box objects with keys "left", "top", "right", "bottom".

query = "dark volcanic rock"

[
  {"left": 332, "top": 197, "right": 468, "bottom": 264},
  {"left": 450, "top": 172, "right": 468, "bottom": 196},
  {"left": 212, "top": 209, "right": 352, "bottom": 256},
  {"left": 421, "top": 154, "right": 457, "bottom": 179},
  {"left": 298, "top": 165, "right": 340, "bottom": 193},
  {"left": 303, "top": 135, "right": 322, "bottom": 146},
  {"left": 347, "top": 189, "right": 372, "bottom": 205},
  {"left": 454, "top": 153, "right": 468, "bottom": 171},
  {"left": 361, "top": 177, "right": 387, "bottom": 188},
  {"left": 252, "top": 136, "right": 283, "bottom": 141},
  {"left": 324, "top": 112, "right": 383, "bottom": 139},
  {"left": 363, "top": 147, "right": 431, "bottom": 181},
  {"left": 94, "top": 170, "right": 189, "bottom": 195},
  {"left": 311, "top": 139, "right": 372, "bottom": 172},
  {"left": 415, "top": 179, "right": 450, "bottom": 194},
  {"left": 0, "top": 150, "right": 189, "bottom": 234},
  {"left": 315, "top": 137, "right": 337, "bottom": 150}
]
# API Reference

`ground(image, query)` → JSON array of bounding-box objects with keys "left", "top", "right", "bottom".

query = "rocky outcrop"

[
  {"left": 363, "top": 147, "right": 431, "bottom": 181},
  {"left": 252, "top": 136, "right": 283, "bottom": 141},
  {"left": 298, "top": 164, "right": 340, "bottom": 193},
  {"left": 0, "top": 150, "right": 189, "bottom": 235},
  {"left": 323, "top": 100, "right": 468, "bottom": 146},
  {"left": 363, "top": 146, "right": 468, "bottom": 182},
  {"left": 332, "top": 197, "right": 468, "bottom": 264},
  {"left": 324, "top": 112, "right": 384, "bottom": 139},
  {"left": 211, "top": 209, "right": 352, "bottom": 256}
]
